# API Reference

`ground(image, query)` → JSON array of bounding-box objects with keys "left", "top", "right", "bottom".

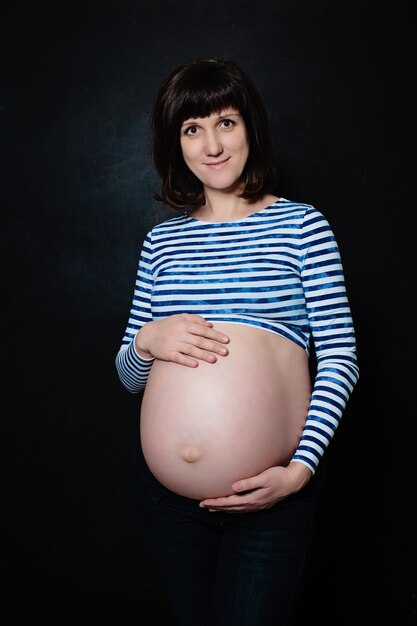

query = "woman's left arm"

[
  {"left": 290, "top": 206, "right": 360, "bottom": 473},
  {"left": 200, "top": 206, "right": 359, "bottom": 512}
]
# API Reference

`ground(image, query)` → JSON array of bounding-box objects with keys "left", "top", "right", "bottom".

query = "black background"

[{"left": 3, "top": 1, "right": 416, "bottom": 624}]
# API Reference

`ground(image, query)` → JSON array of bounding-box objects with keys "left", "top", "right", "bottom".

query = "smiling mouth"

[{"left": 205, "top": 157, "right": 230, "bottom": 169}]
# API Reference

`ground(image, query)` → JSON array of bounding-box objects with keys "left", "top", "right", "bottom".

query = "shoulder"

[
  {"left": 280, "top": 198, "right": 331, "bottom": 227},
  {"left": 147, "top": 211, "right": 191, "bottom": 235},
  {"left": 144, "top": 212, "right": 196, "bottom": 251},
  {"left": 276, "top": 197, "right": 319, "bottom": 219},
  {"left": 276, "top": 199, "right": 337, "bottom": 247}
]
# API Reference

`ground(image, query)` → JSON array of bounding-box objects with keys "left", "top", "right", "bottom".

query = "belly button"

[{"left": 180, "top": 444, "right": 202, "bottom": 463}]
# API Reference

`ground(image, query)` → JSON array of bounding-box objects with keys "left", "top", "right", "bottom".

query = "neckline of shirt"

[{"left": 185, "top": 197, "right": 287, "bottom": 225}]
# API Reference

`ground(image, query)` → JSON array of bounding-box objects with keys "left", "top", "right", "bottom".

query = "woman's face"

[{"left": 179, "top": 108, "right": 249, "bottom": 194}]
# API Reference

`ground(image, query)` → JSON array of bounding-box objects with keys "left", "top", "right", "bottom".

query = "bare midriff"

[{"left": 140, "top": 323, "right": 312, "bottom": 500}]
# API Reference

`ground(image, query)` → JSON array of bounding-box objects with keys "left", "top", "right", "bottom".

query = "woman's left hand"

[{"left": 199, "top": 462, "right": 312, "bottom": 513}]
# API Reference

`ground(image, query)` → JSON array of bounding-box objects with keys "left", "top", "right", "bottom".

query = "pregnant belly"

[{"left": 140, "top": 323, "right": 312, "bottom": 500}]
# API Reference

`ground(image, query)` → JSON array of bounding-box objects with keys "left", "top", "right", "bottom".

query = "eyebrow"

[{"left": 181, "top": 111, "right": 241, "bottom": 127}]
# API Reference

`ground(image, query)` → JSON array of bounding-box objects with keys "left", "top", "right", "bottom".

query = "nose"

[{"left": 204, "top": 129, "right": 223, "bottom": 157}]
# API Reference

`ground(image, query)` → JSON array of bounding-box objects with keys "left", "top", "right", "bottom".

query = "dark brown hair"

[{"left": 151, "top": 58, "right": 278, "bottom": 210}]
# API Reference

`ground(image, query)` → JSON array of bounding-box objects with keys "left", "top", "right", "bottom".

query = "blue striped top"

[{"left": 115, "top": 198, "right": 359, "bottom": 473}]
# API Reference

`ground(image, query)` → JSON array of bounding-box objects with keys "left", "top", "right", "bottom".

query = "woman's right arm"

[
  {"left": 115, "top": 231, "right": 229, "bottom": 393},
  {"left": 115, "top": 231, "right": 155, "bottom": 392}
]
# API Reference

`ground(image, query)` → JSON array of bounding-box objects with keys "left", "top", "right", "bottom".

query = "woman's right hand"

[{"left": 134, "top": 314, "right": 230, "bottom": 367}]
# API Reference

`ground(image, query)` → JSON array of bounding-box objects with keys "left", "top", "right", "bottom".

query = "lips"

[{"left": 205, "top": 157, "right": 230, "bottom": 170}]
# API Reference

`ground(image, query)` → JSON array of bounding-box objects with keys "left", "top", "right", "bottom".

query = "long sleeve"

[
  {"left": 115, "top": 231, "right": 155, "bottom": 393},
  {"left": 115, "top": 201, "right": 359, "bottom": 451},
  {"left": 291, "top": 207, "right": 360, "bottom": 473}
]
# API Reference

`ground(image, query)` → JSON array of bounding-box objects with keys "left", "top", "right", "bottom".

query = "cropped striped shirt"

[{"left": 115, "top": 198, "right": 359, "bottom": 473}]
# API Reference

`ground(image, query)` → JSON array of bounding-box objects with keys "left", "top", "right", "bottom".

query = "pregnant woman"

[{"left": 115, "top": 58, "right": 359, "bottom": 626}]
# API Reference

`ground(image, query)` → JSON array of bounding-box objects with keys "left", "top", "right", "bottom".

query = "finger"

[
  {"left": 190, "top": 337, "right": 229, "bottom": 356},
  {"left": 178, "top": 345, "right": 218, "bottom": 364},
  {"left": 227, "top": 504, "right": 273, "bottom": 513},
  {"left": 224, "top": 498, "right": 286, "bottom": 512},
  {"left": 183, "top": 314, "right": 213, "bottom": 326},
  {"left": 206, "top": 503, "right": 259, "bottom": 512},
  {"left": 189, "top": 324, "right": 230, "bottom": 344},
  {"left": 180, "top": 342, "right": 227, "bottom": 362},
  {"left": 232, "top": 476, "right": 263, "bottom": 493},
  {"left": 168, "top": 352, "right": 200, "bottom": 368},
  {"left": 200, "top": 494, "right": 253, "bottom": 508},
  {"left": 204, "top": 496, "right": 273, "bottom": 512}
]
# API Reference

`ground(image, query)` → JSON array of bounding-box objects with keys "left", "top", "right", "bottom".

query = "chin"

[{"left": 203, "top": 175, "right": 245, "bottom": 192}]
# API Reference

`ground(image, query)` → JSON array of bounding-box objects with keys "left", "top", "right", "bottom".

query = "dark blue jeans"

[{"left": 130, "top": 442, "right": 326, "bottom": 626}]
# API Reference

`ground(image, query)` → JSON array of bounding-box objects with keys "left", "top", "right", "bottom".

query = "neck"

[
  {"left": 190, "top": 188, "right": 278, "bottom": 223},
  {"left": 197, "top": 187, "right": 253, "bottom": 222}
]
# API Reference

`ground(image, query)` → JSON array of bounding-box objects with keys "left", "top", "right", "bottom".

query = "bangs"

[
  {"left": 177, "top": 87, "right": 243, "bottom": 123},
  {"left": 168, "top": 66, "right": 248, "bottom": 125}
]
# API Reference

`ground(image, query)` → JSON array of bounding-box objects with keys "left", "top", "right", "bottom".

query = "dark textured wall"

[{"left": 4, "top": 1, "right": 415, "bottom": 624}]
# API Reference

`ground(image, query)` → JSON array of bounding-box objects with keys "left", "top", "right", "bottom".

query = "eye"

[
  {"left": 219, "top": 118, "right": 236, "bottom": 129},
  {"left": 183, "top": 125, "right": 199, "bottom": 136}
]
